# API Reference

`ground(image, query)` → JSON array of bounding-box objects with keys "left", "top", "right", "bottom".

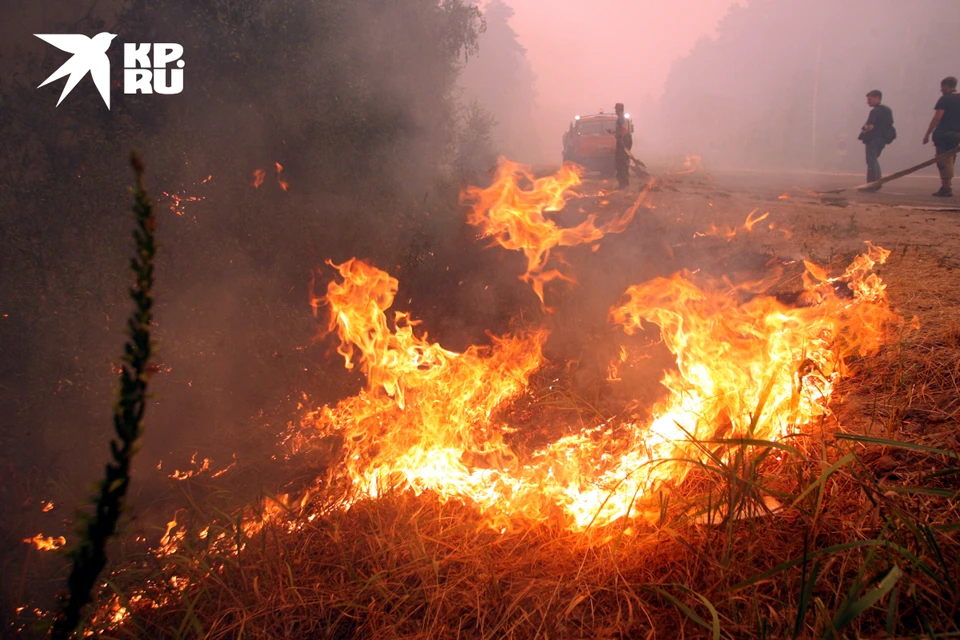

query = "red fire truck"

[{"left": 561, "top": 111, "right": 633, "bottom": 174}]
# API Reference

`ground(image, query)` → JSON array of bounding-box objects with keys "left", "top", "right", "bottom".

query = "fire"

[
  {"left": 299, "top": 258, "right": 547, "bottom": 512},
  {"left": 290, "top": 241, "right": 897, "bottom": 531},
  {"left": 23, "top": 534, "right": 66, "bottom": 551},
  {"left": 695, "top": 208, "right": 770, "bottom": 240},
  {"left": 251, "top": 169, "right": 266, "bottom": 188},
  {"left": 600, "top": 242, "right": 898, "bottom": 520},
  {"left": 672, "top": 155, "right": 705, "bottom": 175},
  {"left": 168, "top": 453, "right": 211, "bottom": 480},
  {"left": 461, "top": 158, "right": 650, "bottom": 306},
  {"left": 275, "top": 162, "right": 289, "bottom": 191}
]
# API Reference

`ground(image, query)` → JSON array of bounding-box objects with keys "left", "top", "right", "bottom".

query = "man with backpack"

[{"left": 858, "top": 90, "right": 896, "bottom": 191}]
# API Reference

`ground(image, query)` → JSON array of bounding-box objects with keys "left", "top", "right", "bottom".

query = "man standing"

[
  {"left": 923, "top": 76, "right": 960, "bottom": 198},
  {"left": 614, "top": 103, "right": 630, "bottom": 189},
  {"left": 858, "top": 90, "right": 895, "bottom": 191}
]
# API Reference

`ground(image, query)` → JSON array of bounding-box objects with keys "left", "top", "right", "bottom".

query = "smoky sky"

[{"left": 470, "top": 0, "right": 743, "bottom": 163}]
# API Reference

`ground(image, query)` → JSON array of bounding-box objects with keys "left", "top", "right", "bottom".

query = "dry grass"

[
  {"left": 25, "top": 175, "right": 960, "bottom": 640},
  {"left": 86, "top": 353, "right": 960, "bottom": 639}
]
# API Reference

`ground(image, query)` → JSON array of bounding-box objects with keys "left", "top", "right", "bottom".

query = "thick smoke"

[
  {"left": 0, "top": 0, "right": 531, "bottom": 621},
  {"left": 654, "top": 0, "right": 960, "bottom": 172}
]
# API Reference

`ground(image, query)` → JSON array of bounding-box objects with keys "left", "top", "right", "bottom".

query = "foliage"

[{"left": 51, "top": 153, "right": 156, "bottom": 639}]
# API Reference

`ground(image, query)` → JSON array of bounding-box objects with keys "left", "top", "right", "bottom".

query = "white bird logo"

[{"left": 35, "top": 32, "right": 117, "bottom": 109}]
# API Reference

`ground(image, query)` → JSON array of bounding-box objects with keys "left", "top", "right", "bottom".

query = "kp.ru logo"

[{"left": 35, "top": 32, "right": 185, "bottom": 109}]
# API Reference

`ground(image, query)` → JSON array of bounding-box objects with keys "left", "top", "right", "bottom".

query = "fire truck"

[{"left": 561, "top": 110, "right": 633, "bottom": 174}]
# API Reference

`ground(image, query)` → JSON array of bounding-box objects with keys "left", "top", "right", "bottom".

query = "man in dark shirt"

[
  {"left": 924, "top": 76, "right": 960, "bottom": 197},
  {"left": 613, "top": 102, "right": 630, "bottom": 189},
  {"left": 858, "top": 90, "right": 895, "bottom": 191}
]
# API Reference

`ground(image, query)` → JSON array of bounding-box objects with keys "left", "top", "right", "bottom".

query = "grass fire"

[{"left": 3, "top": 1, "right": 960, "bottom": 639}]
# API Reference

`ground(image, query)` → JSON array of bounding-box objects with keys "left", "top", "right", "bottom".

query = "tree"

[{"left": 458, "top": 0, "right": 540, "bottom": 162}]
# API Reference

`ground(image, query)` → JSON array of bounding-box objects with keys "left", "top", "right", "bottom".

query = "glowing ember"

[
  {"left": 276, "top": 162, "right": 289, "bottom": 191},
  {"left": 41, "top": 500, "right": 54, "bottom": 512},
  {"left": 161, "top": 190, "right": 205, "bottom": 216},
  {"left": 24, "top": 534, "right": 66, "bottom": 551},
  {"left": 251, "top": 169, "right": 266, "bottom": 188},
  {"left": 461, "top": 158, "right": 651, "bottom": 307}
]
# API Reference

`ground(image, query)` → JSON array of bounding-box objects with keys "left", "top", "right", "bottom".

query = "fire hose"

[{"left": 819, "top": 144, "right": 960, "bottom": 194}]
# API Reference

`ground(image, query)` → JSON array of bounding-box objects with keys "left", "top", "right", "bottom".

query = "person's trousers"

[
  {"left": 615, "top": 145, "right": 629, "bottom": 188},
  {"left": 864, "top": 138, "right": 886, "bottom": 184},
  {"left": 934, "top": 131, "right": 960, "bottom": 189}
]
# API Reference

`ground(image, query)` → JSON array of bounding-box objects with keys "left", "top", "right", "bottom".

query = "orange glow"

[
  {"left": 251, "top": 169, "right": 266, "bottom": 188},
  {"left": 671, "top": 154, "right": 705, "bottom": 176},
  {"left": 461, "top": 158, "right": 651, "bottom": 306},
  {"left": 168, "top": 452, "right": 236, "bottom": 481},
  {"left": 41, "top": 500, "right": 54, "bottom": 513},
  {"left": 288, "top": 243, "right": 898, "bottom": 531},
  {"left": 23, "top": 534, "right": 66, "bottom": 551},
  {"left": 275, "top": 162, "right": 289, "bottom": 191},
  {"left": 695, "top": 208, "right": 770, "bottom": 241},
  {"left": 161, "top": 190, "right": 204, "bottom": 216}
]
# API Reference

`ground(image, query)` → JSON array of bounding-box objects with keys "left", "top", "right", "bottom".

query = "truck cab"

[{"left": 561, "top": 111, "right": 633, "bottom": 174}]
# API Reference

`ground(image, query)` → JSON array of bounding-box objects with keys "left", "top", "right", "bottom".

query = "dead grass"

[
  {"left": 79, "top": 416, "right": 957, "bottom": 639},
  {"left": 22, "top": 178, "right": 960, "bottom": 640}
]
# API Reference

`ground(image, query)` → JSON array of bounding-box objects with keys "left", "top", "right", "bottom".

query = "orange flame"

[
  {"left": 24, "top": 534, "right": 66, "bottom": 551},
  {"left": 251, "top": 169, "right": 266, "bottom": 188},
  {"left": 695, "top": 208, "right": 770, "bottom": 240},
  {"left": 299, "top": 259, "right": 546, "bottom": 512},
  {"left": 290, "top": 243, "right": 898, "bottom": 531},
  {"left": 276, "top": 162, "right": 289, "bottom": 191},
  {"left": 461, "top": 158, "right": 650, "bottom": 306}
]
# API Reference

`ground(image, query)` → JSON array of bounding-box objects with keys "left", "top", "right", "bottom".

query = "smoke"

[
  {"left": 0, "top": 0, "right": 518, "bottom": 618},
  {"left": 653, "top": 0, "right": 960, "bottom": 172}
]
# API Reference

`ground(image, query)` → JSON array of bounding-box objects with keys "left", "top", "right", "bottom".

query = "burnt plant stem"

[{"left": 51, "top": 152, "right": 156, "bottom": 639}]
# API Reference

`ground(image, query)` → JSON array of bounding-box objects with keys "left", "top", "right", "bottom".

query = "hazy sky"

[{"left": 503, "top": 0, "right": 745, "bottom": 160}]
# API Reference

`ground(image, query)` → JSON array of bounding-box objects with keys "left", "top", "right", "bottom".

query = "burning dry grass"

[
  {"left": 81, "top": 414, "right": 960, "bottom": 639},
  {"left": 21, "top": 164, "right": 960, "bottom": 639}
]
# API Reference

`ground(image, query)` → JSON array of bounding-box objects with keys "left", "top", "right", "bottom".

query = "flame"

[
  {"left": 290, "top": 242, "right": 897, "bottom": 531},
  {"left": 299, "top": 258, "right": 547, "bottom": 514},
  {"left": 251, "top": 169, "right": 266, "bottom": 188},
  {"left": 276, "top": 162, "right": 289, "bottom": 191},
  {"left": 694, "top": 208, "right": 770, "bottom": 240},
  {"left": 461, "top": 158, "right": 650, "bottom": 307},
  {"left": 41, "top": 500, "right": 54, "bottom": 513},
  {"left": 24, "top": 534, "right": 66, "bottom": 551},
  {"left": 672, "top": 155, "right": 704, "bottom": 175},
  {"left": 599, "top": 242, "right": 897, "bottom": 515},
  {"left": 168, "top": 452, "right": 236, "bottom": 481}
]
